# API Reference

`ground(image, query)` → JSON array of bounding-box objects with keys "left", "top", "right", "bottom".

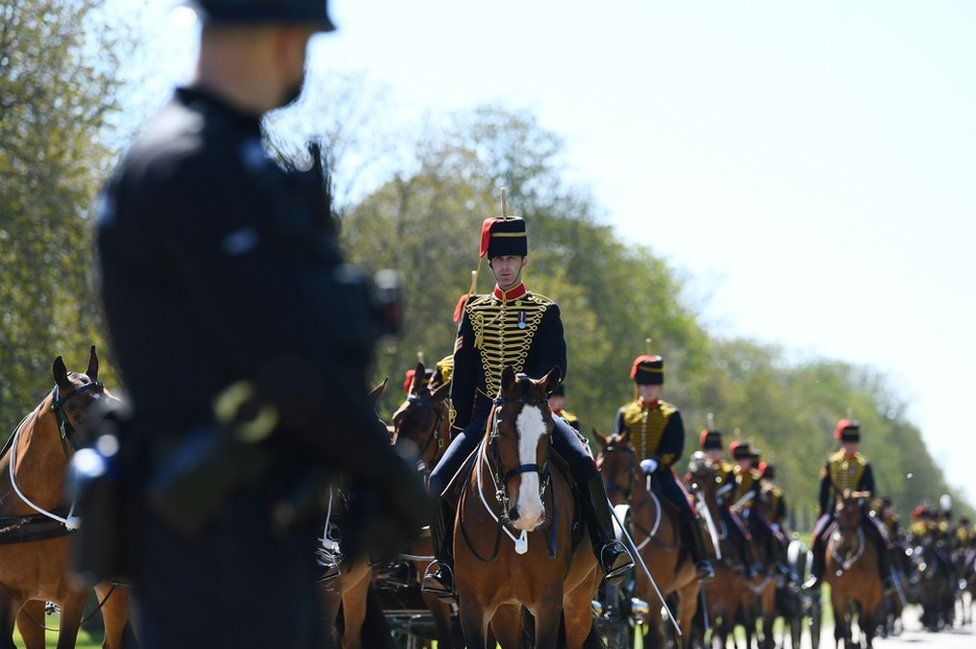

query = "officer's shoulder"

[
  {"left": 561, "top": 409, "right": 579, "bottom": 423},
  {"left": 658, "top": 400, "right": 679, "bottom": 416},
  {"left": 465, "top": 294, "right": 492, "bottom": 310},
  {"left": 619, "top": 400, "right": 641, "bottom": 415},
  {"left": 854, "top": 452, "right": 869, "bottom": 465},
  {"left": 828, "top": 450, "right": 845, "bottom": 463},
  {"left": 525, "top": 292, "right": 557, "bottom": 308}
]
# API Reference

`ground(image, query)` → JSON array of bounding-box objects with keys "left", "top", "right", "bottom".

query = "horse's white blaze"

[{"left": 513, "top": 405, "right": 546, "bottom": 531}]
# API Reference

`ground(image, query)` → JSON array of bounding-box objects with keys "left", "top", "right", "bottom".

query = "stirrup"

[
  {"left": 315, "top": 546, "right": 342, "bottom": 584},
  {"left": 802, "top": 575, "right": 821, "bottom": 591},
  {"left": 599, "top": 541, "right": 634, "bottom": 583},
  {"left": 421, "top": 561, "right": 457, "bottom": 601}
]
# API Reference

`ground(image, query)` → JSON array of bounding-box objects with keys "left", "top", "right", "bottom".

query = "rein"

[
  {"left": 831, "top": 525, "right": 866, "bottom": 573},
  {"left": 405, "top": 394, "right": 447, "bottom": 471},
  {"left": 51, "top": 381, "right": 104, "bottom": 456}
]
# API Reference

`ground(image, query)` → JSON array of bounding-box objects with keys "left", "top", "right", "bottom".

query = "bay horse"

[
  {"left": 685, "top": 452, "right": 746, "bottom": 649},
  {"left": 825, "top": 490, "right": 882, "bottom": 649},
  {"left": 595, "top": 430, "right": 700, "bottom": 648},
  {"left": 388, "top": 362, "right": 461, "bottom": 649},
  {"left": 454, "top": 368, "right": 601, "bottom": 649},
  {"left": 0, "top": 348, "right": 133, "bottom": 648}
]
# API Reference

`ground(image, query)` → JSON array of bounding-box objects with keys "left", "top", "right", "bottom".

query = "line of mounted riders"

[{"left": 4, "top": 345, "right": 975, "bottom": 649}]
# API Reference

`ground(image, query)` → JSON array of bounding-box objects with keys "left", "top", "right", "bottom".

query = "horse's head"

[
  {"left": 50, "top": 346, "right": 117, "bottom": 447},
  {"left": 595, "top": 428, "right": 639, "bottom": 507},
  {"left": 391, "top": 362, "right": 451, "bottom": 471},
  {"left": 835, "top": 489, "right": 869, "bottom": 535},
  {"left": 491, "top": 365, "right": 560, "bottom": 532}
]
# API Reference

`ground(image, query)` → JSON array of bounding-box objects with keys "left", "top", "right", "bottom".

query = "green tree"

[{"left": 0, "top": 0, "right": 125, "bottom": 431}]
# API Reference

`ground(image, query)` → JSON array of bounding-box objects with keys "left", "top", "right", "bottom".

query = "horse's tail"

[{"left": 359, "top": 583, "right": 395, "bottom": 649}]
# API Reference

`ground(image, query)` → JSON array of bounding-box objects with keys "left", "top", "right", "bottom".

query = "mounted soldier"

[
  {"left": 422, "top": 199, "right": 633, "bottom": 599},
  {"left": 697, "top": 428, "right": 759, "bottom": 578},
  {"left": 802, "top": 419, "right": 891, "bottom": 591},
  {"left": 729, "top": 441, "right": 792, "bottom": 578},
  {"left": 614, "top": 353, "right": 714, "bottom": 580}
]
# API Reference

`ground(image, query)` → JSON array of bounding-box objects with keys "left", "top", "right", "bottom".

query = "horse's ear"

[
  {"left": 593, "top": 429, "right": 612, "bottom": 449},
  {"left": 430, "top": 380, "right": 451, "bottom": 403},
  {"left": 539, "top": 367, "right": 562, "bottom": 397},
  {"left": 52, "top": 356, "right": 70, "bottom": 391},
  {"left": 842, "top": 488, "right": 852, "bottom": 501},
  {"left": 501, "top": 366, "right": 518, "bottom": 394},
  {"left": 616, "top": 427, "right": 631, "bottom": 445},
  {"left": 86, "top": 345, "right": 99, "bottom": 381},
  {"left": 410, "top": 362, "right": 426, "bottom": 394},
  {"left": 369, "top": 378, "right": 388, "bottom": 403}
]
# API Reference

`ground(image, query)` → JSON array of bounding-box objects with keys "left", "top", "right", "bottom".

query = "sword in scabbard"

[{"left": 608, "top": 499, "right": 682, "bottom": 637}]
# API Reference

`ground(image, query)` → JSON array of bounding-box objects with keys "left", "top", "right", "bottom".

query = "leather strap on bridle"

[{"left": 50, "top": 381, "right": 104, "bottom": 455}]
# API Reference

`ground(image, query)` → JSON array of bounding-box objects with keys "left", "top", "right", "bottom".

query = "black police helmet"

[{"left": 190, "top": 0, "right": 336, "bottom": 31}]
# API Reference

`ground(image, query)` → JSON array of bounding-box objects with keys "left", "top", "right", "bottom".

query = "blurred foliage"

[{"left": 0, "top": 0, "right": 125, "bottom": 434}]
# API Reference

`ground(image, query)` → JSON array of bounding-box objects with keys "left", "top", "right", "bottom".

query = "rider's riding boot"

[
  {"left": 802, "top": 533, "right": 826, "bottom": 591},
  {"left": 581, "top": 475, "right": 634, "bottom": 584},
  {"left": 740, "top": 540, "right": 760, "bottom": 579},
  {"left": 685, "top": 517, "right": 716, "bottom": 581},
  {"left": 421, "top": 498, "right": 456, "bottom": 601}
]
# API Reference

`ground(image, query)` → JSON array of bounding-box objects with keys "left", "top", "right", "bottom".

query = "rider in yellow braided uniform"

[
  {"left": 615, "top": 354, "right": 714, "bottom": 580},
  {"left": 728, "top": 441, "right": 792, "bottom": 578},
  {"left": 423, "top": 214, "right": 633, "bottom": 598},
  {"left": 698, "top": 429, "right": 759, "bottom": 578},
  {"left": 803, "top": 419, "right": 891, "bottom": 590}
]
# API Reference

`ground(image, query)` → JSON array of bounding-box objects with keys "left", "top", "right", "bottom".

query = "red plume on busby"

[
  {"left": 729, "top": 440, "right": 752, "bottom": 460},
  {"left": 834, "top": 418, "right": 861, "bottom": 441}
]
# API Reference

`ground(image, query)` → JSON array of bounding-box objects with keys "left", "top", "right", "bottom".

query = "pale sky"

[{"left": 141, "top": 1, "right": 976, "bottom": 502}]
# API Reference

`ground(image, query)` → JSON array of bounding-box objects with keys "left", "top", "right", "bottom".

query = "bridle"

[
  {"left": 599, "top": 443, "right": 639, "bottom": 501},
  {"left": 403, "top": 393, "right": 448, "bottom": 471},
  {"left": 487, "top": 394, "right": 552, "bottom": 525},
  {"left": 50, "top": 379, "right": 104, "bottom": 456}
]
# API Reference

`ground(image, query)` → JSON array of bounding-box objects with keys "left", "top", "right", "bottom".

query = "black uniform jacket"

[
  {"left": 96, "top": 87, "right": 403, "bottom": 486},
  {"left": 450, "top": 287, "right": 566, "bottom": 429}
]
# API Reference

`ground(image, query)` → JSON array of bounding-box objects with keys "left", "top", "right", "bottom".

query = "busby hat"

[
  {"left": 834, "top": 419, "right": 861, "bottom": 442},
  {"left": 550, "top": 383, "right": 566, "bottom": 397},
  {"left": 729, "top": 440, "right": 752, "bottom": 460},
  {"left": 748, "top": 447, "right": 762, "bottom": 462},
  {"left": 480, "top": 216, "right": 528, "bottom": 260},
  {"left": 190, "top": 0, "right": 336, "bottom": 30},
  {"left": 630, "top": 355, "right": 664, "bottom": 385},
  {"left": 758, "top": 461, "right": 774, "bottom": 479},
  {"left": 700, "top": 429, "right": 723, "bottom": 450}
]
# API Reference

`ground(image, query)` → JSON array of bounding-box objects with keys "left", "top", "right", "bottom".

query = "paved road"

[{"left": 807, "top": 606, "right": 974, "bottom": 649}]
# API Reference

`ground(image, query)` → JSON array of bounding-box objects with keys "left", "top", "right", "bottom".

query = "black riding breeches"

[
  {"left": 649, "top": 469, "right": 696, "bottom": 522},
  {"left": 429, "top": 409, "right": 597, "bottom": 497}
]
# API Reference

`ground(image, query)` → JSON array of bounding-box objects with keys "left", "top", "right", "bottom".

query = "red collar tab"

[
  {"left": 493, "top": 283, "right": 526, "bottom": 301},
  {"left": 552, "top": 407, "right": 564, "bottom": 416},
  {"left": 638, "top": 397, "right": 659, "bottom": 409}
]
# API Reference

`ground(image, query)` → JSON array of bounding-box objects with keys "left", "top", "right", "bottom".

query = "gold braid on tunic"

[
  {"left": 619, "top": 399, "right": 677, "bottom": 463},
  {"left": 827, "top": 450, "right": 867, "bottom": 493},
  {"left": 466, "top": 292, "right": 553, "bottom": 398}
]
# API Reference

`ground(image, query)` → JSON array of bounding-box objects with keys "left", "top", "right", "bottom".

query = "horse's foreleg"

[
  {"left": 677, "top": 582, "right": 700, "bottom": 647},
  {"left": 562, "top": 570, "right": 600, "bottom": 649},
  {"left": 54, "top": 592, "right": 87, "bottom": 649},
  {"left": 488, "top": 602, "right": 523, "bottom": 649},
  {"left": 15, "top": 600, "right": 44, "bottom": 649},
  {"left": 532, "top": 591, "right": 563, "bottom": 649},
  {"left": 340, "top": 570, "right": 371, "bottom": 649},
  {"left": 458, "top": 595, "right": 490, "bottom": 649},
  {"left": 96, "top": 584, "right": 132, "bottom": 649}
]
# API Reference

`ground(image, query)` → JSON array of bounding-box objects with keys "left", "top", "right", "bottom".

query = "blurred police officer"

[{"left": 95, "top": 2, "right": 425, "bottom": 646}]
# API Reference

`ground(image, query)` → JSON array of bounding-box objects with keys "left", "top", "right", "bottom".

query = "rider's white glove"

[{"left": 640, "top": 458, "right": 659, "bottom": 474}]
